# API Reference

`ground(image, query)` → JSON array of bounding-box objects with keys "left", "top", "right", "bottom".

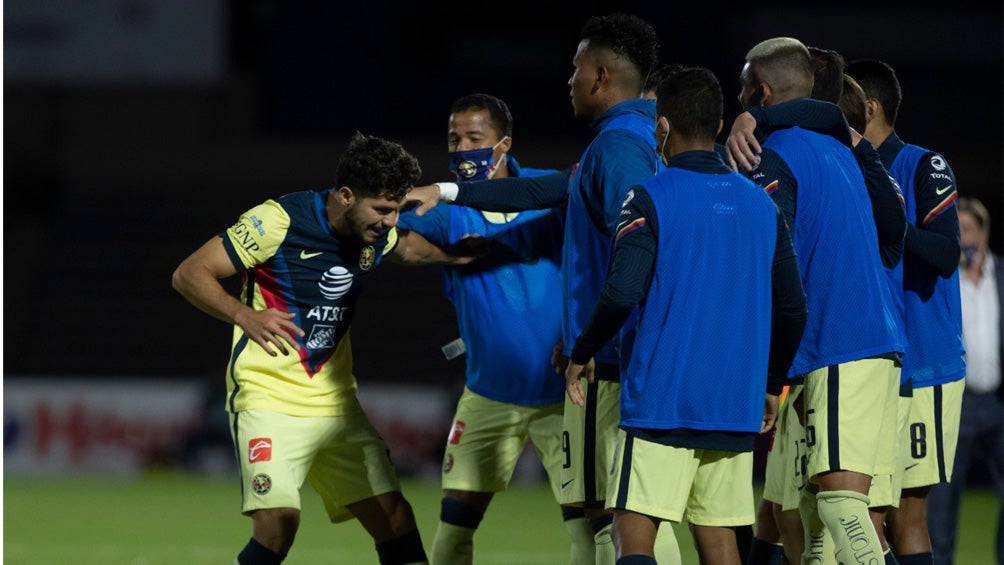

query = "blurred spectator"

[{"left": 927, "top": 196, "right": 1003, "bottom": 565}]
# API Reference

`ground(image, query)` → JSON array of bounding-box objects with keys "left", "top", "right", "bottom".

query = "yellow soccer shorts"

[
  {"left": 441, "top": 387, "right": 565, "bottom": 499},
  {"left": 803, "top": 358, "right": 900, "bottom": 481},
  {"left": 607, "top": 429, "right": 755, "bottom": 526},
  {"left": 869, "top": 391, "right": 912, "bottom": 508},
  {"left": 763, "top": 384, "right": 808, "bottom": 511},
  {"left": 901, "top": 378, "right": 964, "bottom": 489},
  {"left": 231, "top": 402, "right": 401, "bottom": 523},
  {"left": 559, "top": 379, "right": 620, "bottom": 508}
]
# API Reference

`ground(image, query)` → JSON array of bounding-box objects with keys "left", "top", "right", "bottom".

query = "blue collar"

[{"left": 591, "top": 98, "right": 657, "bottom": 132}]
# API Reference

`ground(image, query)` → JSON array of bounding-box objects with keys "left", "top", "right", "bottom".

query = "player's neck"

[
  {"left": 325, "top": 189, "right": 352, "bottom": 237},
  {"left": 667, "top": 138, "right": 714, "bottom": 157}
]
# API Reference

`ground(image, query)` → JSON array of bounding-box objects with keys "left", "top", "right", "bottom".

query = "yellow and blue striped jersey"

[{"left": 220, "top": 190, "right": 396, "bottom": 416}]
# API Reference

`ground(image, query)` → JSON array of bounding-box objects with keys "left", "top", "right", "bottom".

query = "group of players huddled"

[{"left": 173, "top": 12, "right": 965, "bottom": 565}]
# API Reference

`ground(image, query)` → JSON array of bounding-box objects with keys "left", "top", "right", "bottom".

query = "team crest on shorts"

[
  {"left": 252, "top": 473, "right": 272, "bottom": 495},
  {"left": 443, "top": 453, "right": 454, "bottom": 474},
  {"left": 359, "top": 246, "right": 375, "bottom": 270}
]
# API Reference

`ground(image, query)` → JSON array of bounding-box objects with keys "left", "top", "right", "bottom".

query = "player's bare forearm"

[
  {"left": 173, "top": 267, "right": 244, "bottom": 325},
  {"left": 390, "top": 230, "right": 486, "bottom": 266},
  {"left": 172, "top": 238, "right": 247, "bottom": 325},
  {"left": 172, "top": 237, "right": 303, "bottom": 356}
]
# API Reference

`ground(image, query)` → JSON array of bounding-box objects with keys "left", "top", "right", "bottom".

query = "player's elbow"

[{"left": 171, "top": 261, "right": 195, "bottom": 296}]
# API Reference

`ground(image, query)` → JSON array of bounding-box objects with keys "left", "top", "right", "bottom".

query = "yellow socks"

[
  {"left": 430, "top": 521, "right": 475, "bottom": 565},
  {"left": 653, "top": 522, "right": 681, "bottom": 565},
  {"left": 816, "top": 490, "right": 883, "bottom": 565}
]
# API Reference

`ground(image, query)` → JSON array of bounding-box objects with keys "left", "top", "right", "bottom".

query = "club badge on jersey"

[{"left": 448, "top": 137, "right": 508, "bottom": 181}]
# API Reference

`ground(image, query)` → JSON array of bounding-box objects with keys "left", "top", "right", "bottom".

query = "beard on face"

[{"left": 343, "top": 204, "right": 373, "bottom": 243}]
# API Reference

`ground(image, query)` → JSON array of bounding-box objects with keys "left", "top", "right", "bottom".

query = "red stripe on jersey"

[
  {"left": 764, "top": 180, "right": 779, "bottom": 194},
  {"left": 615, "top": 218, "right": 647, "bottom": 241},
  {"left": 257, "top": 267, "right": 318, "bottom": 377},
  {"left": 922, "top": 192, "right": 957, "bottom": 226}
]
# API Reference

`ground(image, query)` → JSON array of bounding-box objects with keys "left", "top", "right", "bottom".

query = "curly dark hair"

[
  {"left": 581, "top": 13, "right": 659, "bottom": 80},
  {"left": 335, "top": 132, "right": 422, "bottom": 200}
]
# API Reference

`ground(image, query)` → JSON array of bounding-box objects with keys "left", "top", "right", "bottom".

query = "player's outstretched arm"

[
  {"left": 403, "top": 185, "right": 442, "bottom": 217},
  {"left": 389, "top": 229, "right": 488, "bottom": 266},
  {"left": 172, "top": 236, "right": 304, "bottom": 356}
]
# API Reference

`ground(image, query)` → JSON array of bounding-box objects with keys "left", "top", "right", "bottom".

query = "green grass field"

[{"left": 4, "top": 473, "right": 999, "bottom": 564}]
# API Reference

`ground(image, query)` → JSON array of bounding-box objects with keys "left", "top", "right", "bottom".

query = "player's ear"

[
  {"left": 758, "top": 82, "right": 772, "bottom": 106},
  {"left": 716, "top": 119, "right": 724, "bottom": 136},
  {"left": 497, "top": 135, "right": 512, "bottom": 155},
  {"left": 655, "top": 116, "right": 670, "bottom": 141},
  {"left": 337, "top": 186, "right": 355, "bottom": 206},
  {"left": 864, "top": 98, "right": 879, "bottom": 124},
  {"left": 593, "top": 65, "right": 607, "bottom": 94}
]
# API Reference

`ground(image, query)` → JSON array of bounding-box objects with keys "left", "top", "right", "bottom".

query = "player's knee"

[
  {"left": 251, "top": 507, "right": 300, "bottom": 553},
  {"left": 374, "top": 528, "right": 428, "bottom": 565},
  {"left": 381, "top": 492, "right": 419, "bottom": 536},
  {"left": 440, "top": 497, "right": 485, "bottom": 529}
]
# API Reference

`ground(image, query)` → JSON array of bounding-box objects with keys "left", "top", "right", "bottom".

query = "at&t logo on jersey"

[
  {"left": 319, "top": 266, "right": 353, "bottom": 300},
  {"left": 248, "top": 437, "right": 272, "bottom": 463}
]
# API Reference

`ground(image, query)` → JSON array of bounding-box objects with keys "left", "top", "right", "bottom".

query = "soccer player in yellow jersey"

[{"left": 172, "top": 132, "right": 479, "bottom": 565}]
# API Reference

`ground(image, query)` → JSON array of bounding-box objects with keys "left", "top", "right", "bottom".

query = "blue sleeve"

[
  {"left": 587, "top": 131, "right": 659, "bottom": 235},
  {"left": 453, "top": 168, "right": 573, "bottom": 211},
  {"left": 397, "top": 204, "right": 453, "bottom": 248},
  {"left": 571, "top": 188, "right": 656, "bottom": 364},
  {"left": 748, "top": 149, "right": 797, "bottom": 230},
  {"left": 749, "top": 99, "right": 852, "bottom": 146},
  {"left": 853, "top": 138, "right": 906, "bottom": 268},
  {"left": 768, "top": 208, "right": 807, "bottom": 393},
  {"left": 907, "top": 153, "right": 961, "bottom": 278}
]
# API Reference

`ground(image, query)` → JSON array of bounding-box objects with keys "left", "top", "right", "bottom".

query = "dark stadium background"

[{"left": 5, "top": 1, "right": 1001, "bottom": 384}]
